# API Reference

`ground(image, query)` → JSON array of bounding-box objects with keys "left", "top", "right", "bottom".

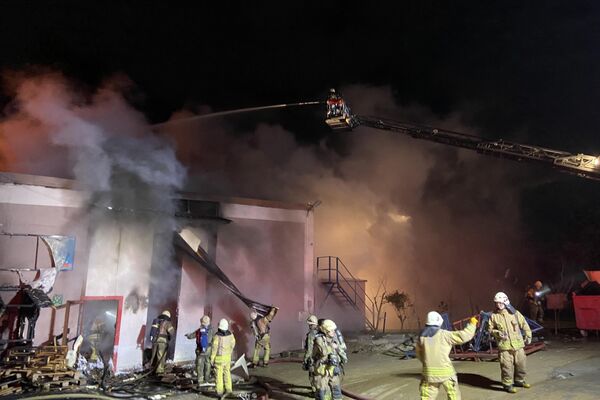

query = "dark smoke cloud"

[{"left": 163, "top": 85, "right": 536, "bottom": 329}]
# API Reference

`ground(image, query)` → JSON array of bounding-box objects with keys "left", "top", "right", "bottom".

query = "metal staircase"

[{"left": 317, "top": 256, "right": 377, "bottom": 331}]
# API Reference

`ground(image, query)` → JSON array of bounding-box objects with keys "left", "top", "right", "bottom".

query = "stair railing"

[{"left": 317, "top": 256, "right": 378, "bottom": 331}]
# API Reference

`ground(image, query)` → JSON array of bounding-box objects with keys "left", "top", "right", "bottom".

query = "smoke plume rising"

[
  {"left": 1, "top": 73, "right": 538, "bottom": 330},
  {"left": 163, "top": 85, "right": 536, "bottom": 329},
  {"left": 0, "top": 71, "right": 186, "bottom": 314}
]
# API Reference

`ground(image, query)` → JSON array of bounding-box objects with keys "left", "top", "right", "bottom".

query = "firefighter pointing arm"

[
  {"left": 415, "top": 311, "right": 478, "bottom": 400},
  {"left": 185, "top": 315, "right": 213, "bottom": 385}
]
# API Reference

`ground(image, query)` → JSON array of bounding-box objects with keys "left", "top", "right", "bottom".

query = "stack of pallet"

[{"left": 0, "top": 345, "right": 85, "bottom": 396}]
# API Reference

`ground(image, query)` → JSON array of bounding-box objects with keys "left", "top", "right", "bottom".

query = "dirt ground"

[{"left": 181, "top": 332, "right": 600, "bottom": 400}]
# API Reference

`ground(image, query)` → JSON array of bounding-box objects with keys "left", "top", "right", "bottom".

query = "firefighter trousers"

[
  {"left": 499, "top": 348, "right": 526, "bottom": 385},
  {"left": 152, "top": 339, "right": 168, "bottom": 374},
  {"left": 214, "top": 361, "right": 232, "bottom": 395},
  {"left": 419, "top": 378, "right": 461, "bottom": 400},
  {"left": 252, "top": 333, "right": 270, "bottom": 365},
  {"left": 195, "top": 352, "right": 211, "bottom": 383},
  {"left": 314, "top": 374, "right": 342, "bottom": 400}
]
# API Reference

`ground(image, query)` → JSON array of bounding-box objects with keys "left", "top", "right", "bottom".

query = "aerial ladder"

[{"left": 325, "top": 88, "right": 600, "bottom": 180}]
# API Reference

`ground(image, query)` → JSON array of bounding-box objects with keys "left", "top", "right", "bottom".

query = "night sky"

[{"left": 2, "top": 1, "right": 600, "bottom": 273}]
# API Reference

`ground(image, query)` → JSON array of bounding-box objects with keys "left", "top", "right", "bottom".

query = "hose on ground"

[
  {"left": 263, "top": 357, "right": 375, "bottom": 400},
  {"left": 18, "top": 394, "right": 117, "bottom": 400}
]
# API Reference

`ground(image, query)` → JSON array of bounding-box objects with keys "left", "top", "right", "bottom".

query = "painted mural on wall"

[{"left": 41, "top": 235, "right": 76, "bottom": 271}]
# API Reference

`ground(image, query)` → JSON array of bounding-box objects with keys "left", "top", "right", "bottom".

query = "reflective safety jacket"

[
  {"left": 210, "top": 330, "right": 236, "bottom": 365},
  {"left": 415, "top": 322, "right": 476, "bottom": 383},
  {"left": 151, "top": 316, "right": 175, "bottom": 344},
  {"left": 312, "top": 333, "right": 348, "bottom": 377},
  {"left": 251, "top": 307, "right": 277, "bottom": 338},
  {"left": 487, "top": 308, "right": 531, "bottom": 351}
]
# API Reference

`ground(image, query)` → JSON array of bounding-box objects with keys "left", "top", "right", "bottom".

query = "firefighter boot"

[
  {"left": 503, "top": 385, "right": 517, "bottom": 393},
  {"left": 514, "top": 381, "right": 531, "bottom": 388}
]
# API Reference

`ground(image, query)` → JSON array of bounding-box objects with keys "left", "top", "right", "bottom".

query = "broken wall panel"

[
  {"left": 213, "top": 203, "right": 314, "bottom": 356},
  {"left": 172, "top": 223, "right": 218, "bottom": 363}
]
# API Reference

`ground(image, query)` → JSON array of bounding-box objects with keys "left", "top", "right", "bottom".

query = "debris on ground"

[
  {"left": 0, "top": 344, "right": 85, "bottom": 396},
  {"left": 346, "top": 333, "right": 417, "bottom": 359},
  {"left": 552, "top": 371, "right": 575, "bottom": 380}
]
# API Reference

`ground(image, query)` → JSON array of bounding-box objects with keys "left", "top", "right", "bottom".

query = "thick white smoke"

[{"left": 0, "top": 72, "right": 186, "bottom": 312}]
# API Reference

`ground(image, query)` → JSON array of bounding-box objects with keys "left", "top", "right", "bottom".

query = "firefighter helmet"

[
  {"left": 201, "top": 315, "right": 210, "bottom": 326},
  {"left": 320, "top": 319, "right": 337, "bottom": 333},
  {"left": 426, "top": 311, "right": 444, "bottom": 327},
  {"left": 161, "top": 310, "right": 171, "bottom": 318},
  {"left": 306, "top": 315, "right": 318, "bottom": 325},
  {"left": 218, "top": 318, "right": 229, "bottom": 331},
  {"left": 494, "top": 292, "right": 509, "bottom": 304}
]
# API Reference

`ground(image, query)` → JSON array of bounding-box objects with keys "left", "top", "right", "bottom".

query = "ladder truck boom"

[{"left": 325, "top": 89, "right": 600, "bottom": 180}]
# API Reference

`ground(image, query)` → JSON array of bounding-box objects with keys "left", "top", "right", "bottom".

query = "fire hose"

[{"left": 265, "top": 358, "right": 375, "bottom": 400}]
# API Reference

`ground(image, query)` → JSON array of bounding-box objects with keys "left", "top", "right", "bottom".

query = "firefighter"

[
  {"left": 87, "top": 316, "right": 106, "bottom": 362},
  {"left": 326, "top": 88, "right": 345, "bottom": 119},
  {"left": 303, "top": 315, "right": 319, "bottom": 395},
  {"left": 250, "top": 306, "right": 278, "bottom": 367},
  {"left": 210, "top": 318, "right": 236, "bottom": 398},
  {"left": 415, "top": 311, "right": 478, "bottom": 400},
  {"left": 149, "top": 310, "right": 175, "bottom": 374},
  {"left": 311, "top": 319, "right": 347, "bottom": 400},
  {"left": 487, "top": 292, "right": 532, "bottom": 393},
  {"left": 526, "top": 280, "right": 545, "bottom": 323},
  {"left": 185, "top": 315, "right": 213, "bottom": 384}
]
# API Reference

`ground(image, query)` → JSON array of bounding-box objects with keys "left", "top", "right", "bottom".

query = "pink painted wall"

[
  {"left": 213, "top": 216, "right": 309, "bottom": 356},
  {"left": 173, "top": 251, "right": 210, "bottom": 362}
]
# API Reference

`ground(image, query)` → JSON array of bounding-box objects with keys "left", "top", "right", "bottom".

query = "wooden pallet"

[
  {"left": 32, "top": 370, "right": 80, "bottom": 383},
  {"left": 39, "top": 378, "right": 84, "bottom": 391},
  {"left": 0, "top": 385, "right": 22, "bottom": 396},
  {"left": 0, "top": 369, "right": 32, "bottom": 379}
]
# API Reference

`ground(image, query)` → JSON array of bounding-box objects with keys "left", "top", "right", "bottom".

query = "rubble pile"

[
  {"left": 346, "top": 333, "right": 417, "bottom": 358},
  {"left": 0, "top": 345, "right": 85, "bottom": 396}
]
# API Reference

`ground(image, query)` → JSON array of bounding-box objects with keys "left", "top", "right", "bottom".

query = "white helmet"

[
  {"left": 494, "top": 292, "right": 509, "bottom": 304},
  {"left": 161, "top": 310, "right": 171, "bottom": 318},
  {"left": 218, "top": 318, "right": 229, "bottom": 331},
  {"left": 320, "top": 319, "right": 337, "bottom": 333},
  {"left": 426, "top": 311, "right": 444, "bottom": 327},
  {"left": 250, "top": 311, "right": 258, "bottom": 320},
  {"left": 201, "top": 315, "right": 210, "bottom": 326},
  {"left": 306, "top": 315, "right": 318, "bottom": 325}
]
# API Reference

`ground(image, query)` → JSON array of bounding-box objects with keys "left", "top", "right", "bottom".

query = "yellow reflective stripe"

[
  {"left": 423, "top": 366, "right": 455, "bottom": 376},
  {"left": 498, "top": 338, "right": 524, "bottom": 350}
]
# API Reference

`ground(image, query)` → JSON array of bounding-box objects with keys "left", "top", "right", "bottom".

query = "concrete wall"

[
  {"left": 85, "top": 216, "right": 157, "bottom": 370},
  {"left": 173, "top": 249, "right": 210, "bottom": 363}
]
